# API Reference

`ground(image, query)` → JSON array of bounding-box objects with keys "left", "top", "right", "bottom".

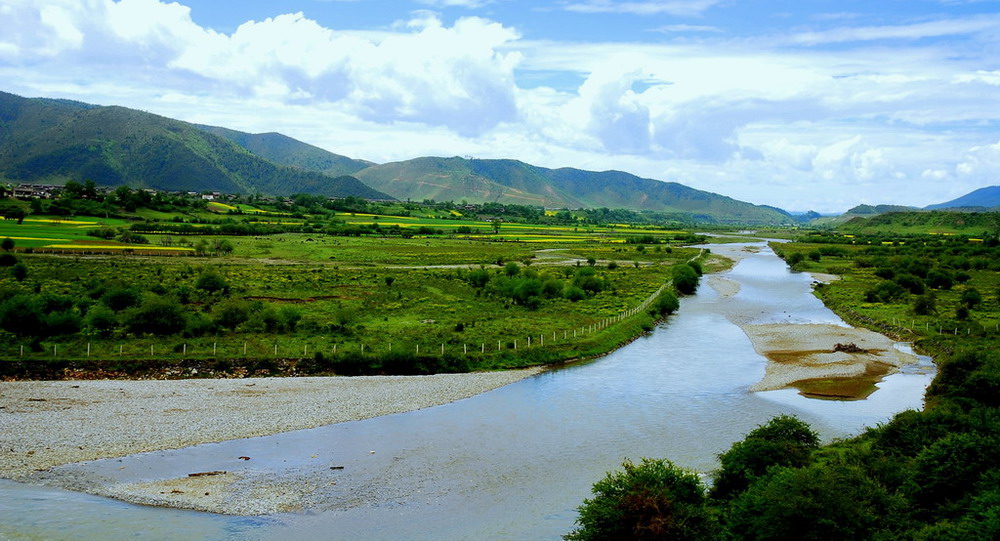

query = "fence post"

[
  {"left": 416, "top": 344, "right": 420, "bottom": 355},
  {"left": 441, "top": 343, "right": 444, "bottom": 355},
  {"left": 53, "top": 344, "right": 57, "bottom": 357},
  {"left": 481, "top": 343, "right": 485, "bottom": 353},
  {"left": 527, "top": 336, "right": 531, "bottom": 347},
  {"left": 243, "top": 342, "right": 247, "bottom": 355},
  {"left": 464, "top": 344, "right": 467, "bottom": 355},
  {"left": 361, "top": 344, "right": 365, "bottom": 355},
  {"left": 120, "top": 344, "right": 123, "bottom": 356},
  {"left": 87, "top": 343, "right": 91, "bottom": 357},
  {"left": 304, "top": 345, "right": 308, "bottom": 356},
  {"left": 274, "top": 344, "right": 278, "bottom": 355},
  {"left": 183, "top": 343, "right": 186, "bottom": 355},
  {"left": 214, "top": 342, "right": 217, "bottom": 355},
  {"left": 150, "top": 344, "right": 153, "bottom": 356}
]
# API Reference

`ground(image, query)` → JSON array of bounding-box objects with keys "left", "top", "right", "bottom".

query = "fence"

[{"left": 3, "top": 281, "right": 676, "bottom": 363}]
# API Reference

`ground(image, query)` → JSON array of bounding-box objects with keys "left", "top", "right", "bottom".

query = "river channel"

[{"left": 0, "top": 242, "right": 935, "bottom": 540}]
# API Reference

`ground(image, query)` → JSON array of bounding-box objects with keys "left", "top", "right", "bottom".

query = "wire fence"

[{"left": 3, "top": 281, "right": 675, "bottom": 362}]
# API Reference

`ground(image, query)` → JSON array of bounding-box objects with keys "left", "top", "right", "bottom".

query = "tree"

[
  {"left": 384, "top": 276, "right": 396, "bottom": 289},
  {"left": 504, "top": 261, "right": 520, "bottom": 277},
  {"left": 1, "top": 237, "right": 14, "bottom": 252},
  {"left": 567, "top": 458, "right": 719, "bottom": 541}
]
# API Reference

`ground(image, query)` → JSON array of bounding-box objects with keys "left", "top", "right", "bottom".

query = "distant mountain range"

[
  {"left": 351, "top": 157, "right": 791, "bottom": 223},
  {"left": 925, "top": 186, "right": 1000, "bottom": 211},
  {"left": 0, "top": 90, "right": 799, "bottom": 224},
  {"left": 0, "top": 91, "right": 388, "bottom": 199}
]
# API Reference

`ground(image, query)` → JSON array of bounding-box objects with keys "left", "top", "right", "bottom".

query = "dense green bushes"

[{"left": 566, "top": 458, "right": 719, "bottom": 541}]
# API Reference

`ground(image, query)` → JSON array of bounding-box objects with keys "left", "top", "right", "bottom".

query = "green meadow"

[{"left": 0, "top": 193, "right": 710, "bottom": 376}]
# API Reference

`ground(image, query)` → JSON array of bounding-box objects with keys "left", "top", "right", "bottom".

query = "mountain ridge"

[{"left": 0, "top": 91, "right": 390, "bottom": 199}]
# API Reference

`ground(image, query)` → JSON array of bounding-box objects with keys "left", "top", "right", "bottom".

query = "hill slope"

[
  {"left": 926, "top": 186, "right": 1000, "bottom": 210},
  {"left": 197, "top": 125, "right": 374, "bottom": 178},
  {"left": 0, "top": 92, "right": 389, "bottom": 199},
  {"left": 355, "top": 157, "right": 791, "bottom": 224},
  {"left": 837, "top": 211, "right": 1000, "bottom": 235}
]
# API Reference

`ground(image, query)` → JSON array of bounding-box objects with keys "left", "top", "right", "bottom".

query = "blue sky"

[{"left": 3, "top": 0, "right": 1000, "bottom": 212}]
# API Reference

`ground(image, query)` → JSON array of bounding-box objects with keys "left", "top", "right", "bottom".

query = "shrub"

[
  {"left": 654, "top": 291, "right": 679, "bottom": 316},
  {"left": 864, "top": 281, "right": 907, "bottom": 303},
  {"left": 567, "top": 458, "right": 718, "bottom": 541},
  {"left": 213, "top": 299, "right": 251, "bottom": 330},
  {"left": 195, "top": 270, "right": 229, "bottom": 293},
  {"left": 563, "top": 285, "right": 587, "bottom": 302},
  {"left": 125, "top": 296, "right": 187, "bottom": 335},
  {"left": 711, "top": 415, "right": 819, "bottom": 501},
  {"left": 895, "top": 273, "right": 926, "bottom": 295},
  {"left": 727, "top": 464, "right": 896, "bottom": 540},
  {"left": 672, "top": 264, "right": 700, "bottom": 295},
  {"left": 0, "top": 253, "right": 17, "bottom": 267},
  {"left": 101, "top": 287, "right": 142, "bottom": 312}
]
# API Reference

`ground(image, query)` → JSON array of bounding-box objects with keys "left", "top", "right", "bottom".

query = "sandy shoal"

[
  {"left": 742, "top": 323, "right": 916, "bottom": 392},
  {"left": 0, "top": 369, "right": 542, "bottom": 482}
]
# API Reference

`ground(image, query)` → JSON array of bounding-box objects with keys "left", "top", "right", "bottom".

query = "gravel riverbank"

[{"left": 0, "top": 370, "right": 542, "bottom": 482}]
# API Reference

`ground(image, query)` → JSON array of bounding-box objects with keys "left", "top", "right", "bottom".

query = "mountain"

[
  {"left": 0, "top": 91, "right": 389, "bottom": 199},
  {"left": 197, "top": 125, "right": 374, "bottom": 178},
  {"left": 354, "top": 157, "right": 792, "bottom": 224},
  {"left": 846, "top": 204, "right": 920, "bottom": 215},
  {"left": 926, "top": 186, "right": 1000, "bottom": 210},
  {"left": 837, "top": 210, "right": 1000, "bottom": 235}
]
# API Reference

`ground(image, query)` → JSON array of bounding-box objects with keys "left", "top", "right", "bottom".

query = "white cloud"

[
  {"left": 3, "top": 2, "right": 523, "bottom": 135},
  {"left": 956, "top": 140, "right": 1000, "bottom": 177},
  {"left": 561, "top": 0, "right": 724, "bottom": 16},
  {"left": 652, "top": 24, "right": 723, "bottom": 33},
  {"left": 416, "top": 0, "right": 493, "bottom": 7},
  {"left": 785, "top": 16, "right": 1000, "bottom": 46}
]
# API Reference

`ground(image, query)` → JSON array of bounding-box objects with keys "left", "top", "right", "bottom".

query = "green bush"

[
  {"left": 566, "top": 458, "right": 718, "bottom": 541},
  {"left": 710, "top": 415, "right": 819, "bottom": 501},
  {"left": 672, "top": 264, "right": 700, "bottom": 295},
  {"left": 726, "top": 464, "right": 897, "bottom": 540}
]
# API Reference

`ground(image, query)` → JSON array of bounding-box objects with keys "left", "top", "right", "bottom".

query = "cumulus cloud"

[{"left": 2, "top": 1, "right": 522, "bottom": 135}]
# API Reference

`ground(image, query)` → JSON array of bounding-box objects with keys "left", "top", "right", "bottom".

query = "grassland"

[{"left": 0, "top": 201, "right": 705, "bottom": 377}]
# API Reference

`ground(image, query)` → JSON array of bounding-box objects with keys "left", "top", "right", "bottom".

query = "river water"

[{"left": 0, "top": 243, "right": 934, "bottom": 540}]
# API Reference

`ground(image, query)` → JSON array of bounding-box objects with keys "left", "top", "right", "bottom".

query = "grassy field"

[{"left": 0, "top": 206, "right": 705, "bottom": 375}]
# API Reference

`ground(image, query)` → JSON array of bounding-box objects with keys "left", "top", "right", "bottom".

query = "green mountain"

[
  {"left": 925, "top": 186, "right": 1000, "bottom": 210},
  {"left": 197, "top": 125, "right": 374, "bottom": 178},
  {"left": 354, "top": 157, "right": 792, "bottom": 224},
  {"left": 837, "top": 211, "right": 1000, "bottom": 235},
  {"left": 0, "top": 91, "right": 389, "bottom": 199}
]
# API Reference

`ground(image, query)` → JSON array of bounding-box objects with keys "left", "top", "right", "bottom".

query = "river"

[{"left": 0, "top": 242, "right": 934, "bottom": 540}]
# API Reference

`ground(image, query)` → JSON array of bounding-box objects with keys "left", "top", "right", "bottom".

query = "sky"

[{"left": 2, "top": 0, "right": 1000, "bottom": 213}]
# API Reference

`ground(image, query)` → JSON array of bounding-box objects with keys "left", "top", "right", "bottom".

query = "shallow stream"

[{"left": 0, "top": 243, "right": 935, "bottom": 540}]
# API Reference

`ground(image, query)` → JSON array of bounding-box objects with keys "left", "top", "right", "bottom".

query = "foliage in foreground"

[
  {"left": 570, "top": 234, "right": 1000, "bottom": 540},
  {"left": 566, "top": 458, "right": 719, "bottom": 541}
]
